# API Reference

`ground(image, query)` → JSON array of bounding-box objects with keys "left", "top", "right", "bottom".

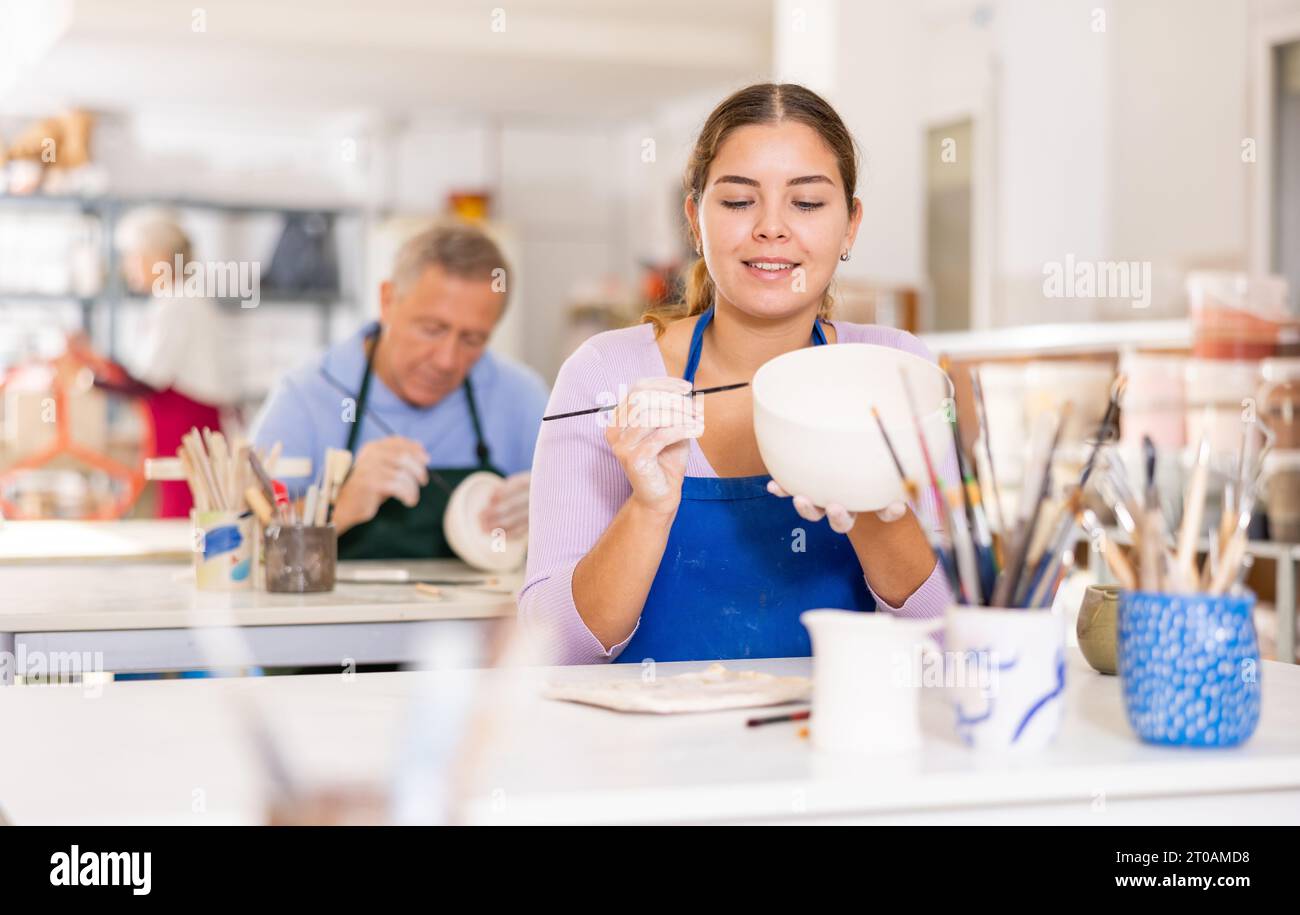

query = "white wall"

[
  {"left": 1105, "top": 0, "right": 1249, "bottom": 317},
  {"left": 829, "top": 0, "right": 927, "bottom": 288}
]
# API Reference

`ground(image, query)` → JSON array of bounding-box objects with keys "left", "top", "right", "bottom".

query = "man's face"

[{"left": 378, "top": 264, "right": 505, "bottom": 408}]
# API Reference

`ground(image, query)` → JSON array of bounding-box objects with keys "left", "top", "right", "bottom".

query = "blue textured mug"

[{"left": 1117, "top": 590, "right": 1261, "bottom": 747}]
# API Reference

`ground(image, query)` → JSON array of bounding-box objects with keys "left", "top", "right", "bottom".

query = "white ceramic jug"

[{"left": 801, "top": 609, "right": 943, "bottom": 756}]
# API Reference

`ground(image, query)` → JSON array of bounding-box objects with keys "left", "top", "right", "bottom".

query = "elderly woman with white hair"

[{"left": 66, "top": 207, "right": 234, "bottom": 517}]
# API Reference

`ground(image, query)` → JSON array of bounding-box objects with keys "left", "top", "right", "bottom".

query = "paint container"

[
  {"left": 264, "top": 524, "right": 336, "bottom": 593},
  {"left": 944, "top": 604, "right": 1066, "bottom": 752},
  {"left": 1119, "top": 352, "right": 1186, "bottom": 450},
  {"left": 1188, "top": 271, "right": 1289, "bottom": 360},
  {"left": 1117, "top": 590, "right": 1261, "bottom": 747},
  {"left": 192, "top": 509, "right": 254, "bottom": 591}
]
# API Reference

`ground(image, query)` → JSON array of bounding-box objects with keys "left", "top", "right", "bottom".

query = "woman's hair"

[{"left": 643, "top": 82, "right": 859, "bottom": 335}]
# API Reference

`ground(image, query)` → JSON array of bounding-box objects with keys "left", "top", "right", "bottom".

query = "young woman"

[{"left": 521, "top": 83, "right": 956, "bottom": 664}]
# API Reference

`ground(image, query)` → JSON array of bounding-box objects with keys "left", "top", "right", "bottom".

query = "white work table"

[
  {"left": 0, "top": 559, "right": 516, "bottom": 682},
  {"left": 1, "top": 650, "right": 1297, "bottom": 825},
  {"left": 0, "top": 519, "right": 193, "bottom": 564}
]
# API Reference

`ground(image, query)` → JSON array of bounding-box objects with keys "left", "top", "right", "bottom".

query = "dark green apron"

[{"left": 336, "top": 330, "right": 502, "bottom": 560}]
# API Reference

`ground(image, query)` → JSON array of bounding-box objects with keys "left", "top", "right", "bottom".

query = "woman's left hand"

[{"left": 765, "top": 480, "right": 907, "bottom": 532}]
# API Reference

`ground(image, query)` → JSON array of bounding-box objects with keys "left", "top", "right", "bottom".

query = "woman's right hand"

[{"left": 603, "top": 377, "right": 704, "bottom": 518}]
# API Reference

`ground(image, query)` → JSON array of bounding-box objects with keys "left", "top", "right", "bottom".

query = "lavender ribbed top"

[{"left": 519, "top": 319, "right": 957, "bottom": 665}]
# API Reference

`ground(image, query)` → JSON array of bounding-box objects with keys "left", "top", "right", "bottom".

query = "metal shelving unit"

[{"left": 0, "top": 192, "right": 360, "bottom": 355}]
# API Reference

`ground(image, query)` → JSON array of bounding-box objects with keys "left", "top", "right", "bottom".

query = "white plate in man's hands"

[{"left": 444, "top": 471, "right": 527, "bottom": 572}]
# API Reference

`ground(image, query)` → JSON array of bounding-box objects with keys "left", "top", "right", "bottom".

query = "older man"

[{"left": 252, "top": 222, "right": 548, "bottom": 559}]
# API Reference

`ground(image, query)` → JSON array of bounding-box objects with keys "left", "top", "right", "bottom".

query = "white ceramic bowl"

[
  {"left": 443, "top": 471, "right": 527, "bottom": 572},
  {"left": 751, "top": 342, "right": 955, "bottom": 512}
]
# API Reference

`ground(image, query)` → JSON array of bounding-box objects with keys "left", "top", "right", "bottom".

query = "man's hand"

[
  {"left": 479, "top": 470, "right": 530, "bottom": 540},
  {"left": 331, "top": 436, "right": 430, "bottom": 534}
]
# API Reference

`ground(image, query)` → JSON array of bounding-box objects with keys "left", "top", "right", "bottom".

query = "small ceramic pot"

[{"left": 1077, "top": 584, "right": 1121, "bottom": 675}]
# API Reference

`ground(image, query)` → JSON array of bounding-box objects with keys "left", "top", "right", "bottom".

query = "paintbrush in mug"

[
  {"left": 992, "top": 407, "right": 1067, "bottom": 608},
  {"left": 945, "top": 484, "right": 982, "bottom": 605},
  {"left": 248, "top": 450, "right": 280, "bottom": 520},
  {"left": 1138, "top": 435, "right": 1167, "bottom": 592},
  {"left": 875, "top": 401, "right": 962, "bottom": 600},
  {"left": 1095, "top": 450, "right": 1142, "bottom": 538},
  {"left": 1175, "top": 437, "right": 1211, "bottom": 591},
  {"left": 947, "top": 403, "right": 998, "bottom": 602},
  {"left": 969, "top": 368, "right": 1007, "bottom": 541},
  {"left": 1079, "top": 373, "right": 1126, "bottom": 488},
  {"left": 870, "top": 405, "right": 919, "bottom": 502},
  {"left": 541, "top": 382, "right": 749, "bottom": 421},
  {"left": 1028, "top": 545, "right": 1074, "bottom": 609},
  {"left": 1074, "top": 505, "right": 1137, "bottom": 590},
  {"left": 1017, "top": 487, "right": 1084, "bottom": 608},
  {"left": 897, "top": 367, "right": 967, "bottom": 602}
]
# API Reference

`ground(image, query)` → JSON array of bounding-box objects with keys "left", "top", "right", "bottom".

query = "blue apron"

[{"left": 616, "top": 306, "right": 876, "bottom": 663}]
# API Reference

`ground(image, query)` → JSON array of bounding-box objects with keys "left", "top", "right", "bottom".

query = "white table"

[
  {"left": 0, "top": 519, "right": 193, "bottom": 564},
  {"left": 0, "top": 560, "right": 516, "bottom": 683},
  {"left": 1, "top": 650, "right": 1296, "bottom": 825}
]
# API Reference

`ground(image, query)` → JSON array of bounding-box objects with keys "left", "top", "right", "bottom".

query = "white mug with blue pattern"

[{"left": 945, "top": 605, "right": 1067, "bottom": 752}]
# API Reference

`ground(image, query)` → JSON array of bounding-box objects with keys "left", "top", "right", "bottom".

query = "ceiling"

[{"left": 0, "top": 0, "right": 774, "bottom": 121}]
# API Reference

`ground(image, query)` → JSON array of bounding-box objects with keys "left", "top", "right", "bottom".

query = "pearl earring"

[{"left": 839, "top": 251, "right": 851, "bottom": 262}]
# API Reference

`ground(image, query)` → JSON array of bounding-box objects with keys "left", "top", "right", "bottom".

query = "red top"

[{"left": 144, "top": 387, "right": 222, "bottom": 518}]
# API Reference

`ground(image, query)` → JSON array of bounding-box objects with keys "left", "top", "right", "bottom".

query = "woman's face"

[{"left": 688, "top": 120, "right": 861, "bottom": 321}]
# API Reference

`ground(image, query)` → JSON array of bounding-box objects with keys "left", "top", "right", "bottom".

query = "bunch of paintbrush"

[
  {"left": 240, "top": 446, "right": 351, "bottom": 529},
  {"left": 301, "top": 448, "right": 354, "bottom": 528},
  {"left": 177, "top": 427, "right": 253, "bottom": 514},
  {"left": 1084, "top": 421, "right": 1266, "bottom": 596},
  {"left": 880, "top": 360, "right": 1127, "bottom": 610}
]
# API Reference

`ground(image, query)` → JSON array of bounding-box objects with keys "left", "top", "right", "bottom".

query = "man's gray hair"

[{"left": 391, "top": 221, "right": 510, "bottom": 303}]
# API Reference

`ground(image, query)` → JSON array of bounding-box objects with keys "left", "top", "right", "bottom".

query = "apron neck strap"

[
  {"left": 682, "top": 306, "right": 828, "bottom": 384},
  {"left": 345, "top": 326, "right": 493, "bottom": 469},
  {"left": 462, "top": 374, "right": 492, "bottom": 468}
]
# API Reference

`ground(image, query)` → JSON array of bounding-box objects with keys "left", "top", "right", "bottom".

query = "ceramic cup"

[
  {"left": 945, "top": 605, "right": 1066, "bottom": 752},
  {"left": 801, "top": 609, "right": 942, "bottom": 756},
  {"left": 264, "top": 524, "right": 336, "bottom": 593},
  {"left": 1078, "top": 583, "right": 1121, "bottom": 675},
  {"left": 191, "top": 509, "right": 253, "bottom": 591},
  {"left": 1117, "top": 590, "right": 1261, "bottom": 747}
]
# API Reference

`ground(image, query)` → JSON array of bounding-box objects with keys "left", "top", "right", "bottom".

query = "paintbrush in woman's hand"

[{"left": 542, "top": 382, "right": 748, "bottom": 421}]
